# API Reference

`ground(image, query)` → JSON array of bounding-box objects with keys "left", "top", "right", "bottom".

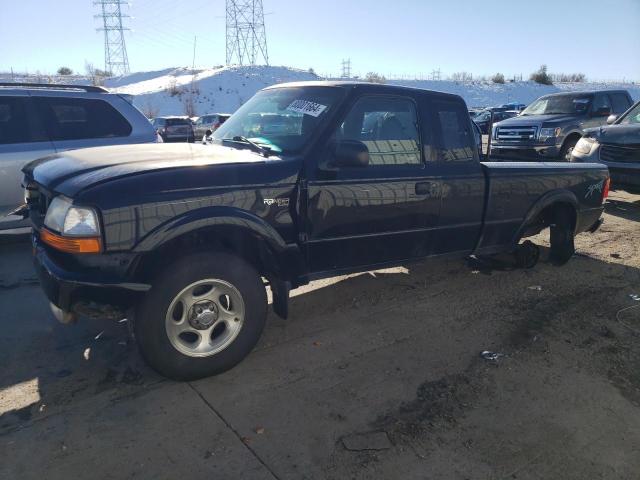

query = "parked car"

[
  {"left": 490, "top": 90, "right": 634, "bottom": 161},
  {"left": 571, "top": 100, "right": 640, "bottom": 193},
  {"left": 0, "top": 82, "right": 157, "bottom": 234},
  {"left": 22, "top": 81, "right": 609, "bottom": 380},
  {"left": 473, "top": 109, "right": 518, "bottom": 134},
  {"left": 152, "top": 116, "right": 195, "bottom": 143},
  {"left": 193, "top": 113, "right": 231, "bottom": 140},
  {"left": 501, "top": 102, "right": 527, "bottom": 112}
]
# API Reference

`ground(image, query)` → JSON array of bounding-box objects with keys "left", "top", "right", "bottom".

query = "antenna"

[
  {"left": 225, "top": 0, "right": 269, "bottom": 66},
  {"left": 94, "top": 0, "right": 130, "bottom": 76}
]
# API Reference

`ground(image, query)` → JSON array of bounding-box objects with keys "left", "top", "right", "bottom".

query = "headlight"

[
  {"left": 44, "top": 196, "right": 100, "bottom": 236},
  {"left": 538, "top": 127, "right": 562, "bottom": 141},
  {"left": 42, "top": 196, "right": 102, "bottom": 253},
  {"left": 574, "top": 136, "right": 596, "bottom": 155}
]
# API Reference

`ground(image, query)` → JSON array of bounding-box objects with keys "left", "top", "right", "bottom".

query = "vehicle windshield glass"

[
  {"left": 212, "top": 86, "right": 343, "bottom": 154},
  {"left": 521, "top": 95, "right": 592, "bottom": 115},
  {"left": 618, "top": 102, "right": 640, "bottom": 125}
]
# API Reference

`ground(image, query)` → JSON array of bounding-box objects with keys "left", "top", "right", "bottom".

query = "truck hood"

[
  {"left": 584, "top": 124, "right": 640, "bottom": 146},
  {"left": 23, "top": 143, "right": 273, "bottom": 196},
  {"left": 499, "top": 114, "right": 582, "bottom": 127}
]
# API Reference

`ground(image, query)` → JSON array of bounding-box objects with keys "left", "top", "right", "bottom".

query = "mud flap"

[
  {"left": 550, "top": 208, "right": 576, "bottom": 266},
  {"left": 271, "top": 279, "right": 290, "bottom": 320}
]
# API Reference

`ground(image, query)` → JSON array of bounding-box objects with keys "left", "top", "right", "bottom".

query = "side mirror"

[
  {"left": 606, "top": 114, "right": 618, "bottom": 125},
  {"left": 594, "top": 106, "right": 612, "bottom": 117},
  {"left": 331, "top": 140, "right": 370, "bottom": 167},
  {"left": 205, "top": 129, "right": 213, "bottom": 137}
]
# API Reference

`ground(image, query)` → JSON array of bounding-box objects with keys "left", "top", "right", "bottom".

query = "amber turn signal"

[{"left": 40, "top": 228, "right": 102, "bottom": 254}]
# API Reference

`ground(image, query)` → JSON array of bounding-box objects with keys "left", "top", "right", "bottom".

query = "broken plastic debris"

[
  {"left": 629, "top": 294, "right": 640, "bottom": 302},
  {"left": 480, "top": 351, "right": 505, "bottom": 361},
  {"left": 528, "top": 285, "right": 543, "bottom": 291},
  {"left": 342, "top": 431, "right": 392, "bottom": 451}
]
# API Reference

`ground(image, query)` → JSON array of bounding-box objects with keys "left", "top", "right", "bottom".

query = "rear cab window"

[
  {"left": 431, "top": 99, "right": 475, "bottom": 162},
  {"left": 34, "top": 97, "right": 132, "bottom": 141}
]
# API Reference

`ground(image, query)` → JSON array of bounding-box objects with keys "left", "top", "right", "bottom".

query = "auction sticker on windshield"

[{"left": 287, "top": 100, "right": 327, "bottom": 117}]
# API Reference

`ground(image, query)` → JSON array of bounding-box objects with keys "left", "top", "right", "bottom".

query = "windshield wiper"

[{"left": 225, "top": 136, "right": 273, "bottom": 157}]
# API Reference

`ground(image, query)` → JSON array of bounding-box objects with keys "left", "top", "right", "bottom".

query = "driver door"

[{"left": 305, "top": 94, "right": 442, "bottom": 274}]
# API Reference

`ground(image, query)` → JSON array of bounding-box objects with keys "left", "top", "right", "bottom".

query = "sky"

[{"left": 0, "top": 0, "right": 639, "bottom": 81}]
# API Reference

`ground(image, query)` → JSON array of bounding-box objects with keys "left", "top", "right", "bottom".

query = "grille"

[
  {"left": 496, "top": 126, "right": 537, "bottom": 141},
  {"left": 496, "top": 126, "right": 537, "bottom": 142},
  {"left": 600, "top": 144, "right": 640, "bottom": 163}
]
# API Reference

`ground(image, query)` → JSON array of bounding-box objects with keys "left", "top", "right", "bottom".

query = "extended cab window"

[
  {"left": 336, "top": 96, "right": 421, "bottom": 166},
  {"left": 432, "top": 100, "right": 475, "bottom": 162},
  {"left": 34, "top": 97, "right": 132, "bottom": 141}
]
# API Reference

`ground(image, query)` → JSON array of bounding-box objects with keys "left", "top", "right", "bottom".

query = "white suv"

[{"left": 0, "top": 83, "right": 158, "bottom": 233}]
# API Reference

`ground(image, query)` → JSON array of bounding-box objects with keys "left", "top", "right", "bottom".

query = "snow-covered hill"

[
  {"left": 106, "top": 65, "right": 320, "bottom": 117},
  {"left": 100, "top": 65, "right": 638, "bottom": 117}
]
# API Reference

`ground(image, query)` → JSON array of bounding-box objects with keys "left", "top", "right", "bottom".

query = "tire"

[
  {"left": 560, "top": 137, "right": 579, "bottom": 162},
  {"left": 549, "top": 207, "right": 575, "bottom": 266},
  {"left": 134, "top": 252, "right": 267, "bottom": 380}
]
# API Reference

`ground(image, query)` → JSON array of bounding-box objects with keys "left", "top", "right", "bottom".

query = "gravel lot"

[{"left": 1, "top": 189, "right": 639, "bottom": 480}]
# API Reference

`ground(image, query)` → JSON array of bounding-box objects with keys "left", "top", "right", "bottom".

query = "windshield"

[
  {"left": 521, "top": 95, "right": 592, "bottom": 116},
  {"left": 618, "top": 102, "right": 640, "bottom": 125},
  {"left": 212, "top": 86, "right": 344, "bottom": 154}
]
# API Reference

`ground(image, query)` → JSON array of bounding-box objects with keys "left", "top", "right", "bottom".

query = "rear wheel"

[
  {"left": 134, "top": 252, "right": 267, "bottom": 380},
  {"left": 549, "top": 207, "right": 575, "bottom": 266}
]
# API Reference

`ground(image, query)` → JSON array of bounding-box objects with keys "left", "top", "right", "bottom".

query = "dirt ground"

[{"left": 1, "top": 190, "right": 639, "bottom": 480}]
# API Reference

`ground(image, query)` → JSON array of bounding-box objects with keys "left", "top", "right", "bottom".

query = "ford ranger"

[
  {"left": 490, "top": 90, "right": 633, "bottom": 162},
  {"left": 22, "top": 81, "right": 610, "bottom": 380}
]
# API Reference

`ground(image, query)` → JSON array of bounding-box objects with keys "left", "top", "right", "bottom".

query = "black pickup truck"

[
  {"left": 22, "top": 81, "right": 610, "bottom": 380},
  {"left": 490, "top": 90, "right": 634, "bottom": 161}
]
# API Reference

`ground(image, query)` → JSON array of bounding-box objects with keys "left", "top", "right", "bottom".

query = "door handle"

[{"left": 415, "top": 182, "right": 436, "bottom": 196}]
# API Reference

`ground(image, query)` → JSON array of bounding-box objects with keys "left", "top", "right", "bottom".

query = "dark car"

[
  {"left": 501, "top": 102, "right": 527, "bottom": 112},
  {"left": 473, "top": 109, "right": 519, "bottom": 134},
  {"left": 152, "top": 116, "right": 195, "bottom": 143},
  {"left": 22, "top": 81, "right": 608, "bottom": 380},
  {"left": 490, "top": 90, "right": 634, "bottom": 161},
  {"left": 571, "top": 100, "right": 640, "bottom": 193}
]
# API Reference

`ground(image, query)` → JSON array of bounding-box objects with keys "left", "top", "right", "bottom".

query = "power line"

[
  {"left": 94, "top": 0, "right": 131, "bottom": 76},
  {"left": 225, "top": 0, "right": 269, "bottom": 66}
]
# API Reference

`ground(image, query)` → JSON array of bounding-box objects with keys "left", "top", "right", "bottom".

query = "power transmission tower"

[
  {"left": 226, "top": 0, "right": 269, "bottom": 66},
  {"left": 94, "top": 0, "right": 130, "bottom": 76},
  {"left": 341, "top": 59, "right": 352, "bottom": 78}
]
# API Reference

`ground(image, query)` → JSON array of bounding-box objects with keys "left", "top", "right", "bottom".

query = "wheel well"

[
  {"left": 132, "top": 227, "right": 280, "bottom": 283},
  {"left": 520, "top": 202, "right": 577, "bottom": 239},
  {"left": 562, "top": 133, "right": 582, "bottom": 152}
]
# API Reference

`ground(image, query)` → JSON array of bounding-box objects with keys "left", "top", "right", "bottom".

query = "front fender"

[
  {"left": 512, "top": 189, "right": 578, "bottom": 244},
  {"left": 133, "top": 206, "right": 288, "bottom": 254}
]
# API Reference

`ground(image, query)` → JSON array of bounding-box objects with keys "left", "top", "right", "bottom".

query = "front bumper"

[
  {"left": 33, "top": 235, "right": 150, "bottom": 319},
  {"left": 490, "top": 143, "right": 561, "bottom": 161}
]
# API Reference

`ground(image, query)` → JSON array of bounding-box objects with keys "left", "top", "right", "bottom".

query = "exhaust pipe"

[{"left": 49, "top": 302, "right": 77, "bottom": 325}]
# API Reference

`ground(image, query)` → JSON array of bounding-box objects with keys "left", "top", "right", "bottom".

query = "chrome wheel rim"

[{"left": 165, "top": 279, "right": 245, "bottom": 358}]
